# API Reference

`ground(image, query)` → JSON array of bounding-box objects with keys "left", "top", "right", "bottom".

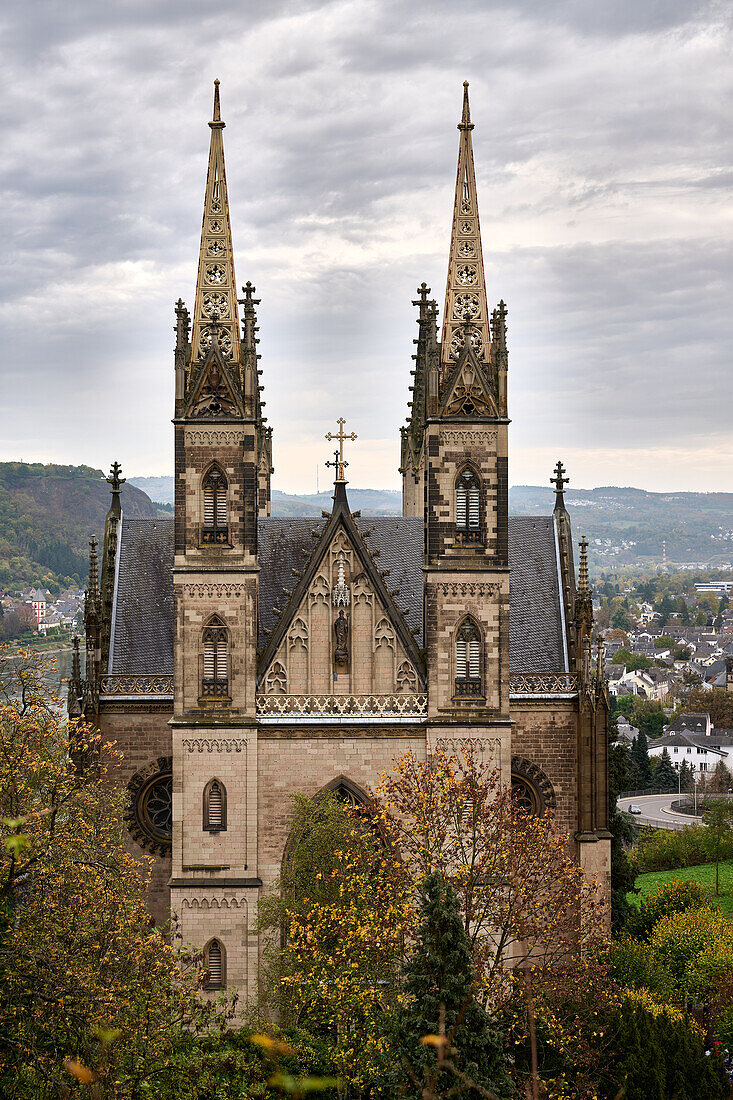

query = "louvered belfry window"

[
  {"left": 202, "top": 466, "right": 228, "bottom": 544},
  {"left": 455, "top": 620, "right": 482, "bottom": 696},
  {"left": 455, "top": 468, "right": 481, "bottom": 542},
  {"left": 205, "top": 939, "right": 224, "bottom": 988},
  {"left": 203, "top": 778, "right": 227, "bottom": 832},
  {"left": 202, "top": 618, "right": 229, "bottom": 699}
]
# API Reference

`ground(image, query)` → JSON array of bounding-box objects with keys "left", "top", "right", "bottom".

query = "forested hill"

[{"left": 0, "top": 463, "right": 157, "bottom": 593}]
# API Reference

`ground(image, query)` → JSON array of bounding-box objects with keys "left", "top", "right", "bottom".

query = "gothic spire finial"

[
  {"left": 212, "top": 78, "right": 221, "bottom": 125},
  {"left": 188, "top": 80, "right": 241, "bottom": 379},
  {"left": 578, "top": 535, "right": 589, "bottom": 596},
  {"left": 459, "top": 80, "right": 474, "bottom": 131},
  {"left": 106, "top": 460, "right": 125, "bottom": 517},
  {"left": 552, "top": 460, "right": 569, "bottom": 511},
  {"left": 440, "top": 81, "right": 492, "bottom": 387}
]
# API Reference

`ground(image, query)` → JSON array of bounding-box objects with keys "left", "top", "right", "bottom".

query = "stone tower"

[
  {"left": 404, "top": 83, "right": 512, "bottom": 775},
  {"left": 170, "top": 81, "right": 266, "bottom": 997}
]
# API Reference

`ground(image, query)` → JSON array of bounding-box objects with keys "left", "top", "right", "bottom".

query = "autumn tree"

[
  {"left": 683, "top": 687, "right": 733, "bottom": 730},
  {"left": 703, "top": 799, "right": 733, "bottom": 896},
  {"left": 375, "top": 747, "right": 608, "bottom": 1005},
  {"left": 0, "top": 647, "right": 226, "bottom": 1098},
  {"left": 267, "top": 792, "right": 414, "bottom": 1091}
]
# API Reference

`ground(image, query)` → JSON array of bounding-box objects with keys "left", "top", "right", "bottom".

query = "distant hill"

[
  {"left": 0, "top": 463, "right": 157, "bottom": 593},
  {"left": 510, "top": 485, "right": 733, "bottom": 568},
  {"left": 129, "top": 477, "right": 401, "bottom": 516},
  {"left": 5, "top": 464, "right": 732, "bottom": 597}
]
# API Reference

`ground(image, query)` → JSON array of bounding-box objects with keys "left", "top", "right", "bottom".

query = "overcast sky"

[{"left": 1, "top": 0, "right": 731, "bottom": 494}]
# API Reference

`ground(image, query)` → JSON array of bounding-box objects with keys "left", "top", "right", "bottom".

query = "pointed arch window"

[
  {"left": 203, "top": 778, "right": 227, "bottom": 832},
  {"left": 202, "top": 617, "right": 229, "bottom": 699},
  {"left": 203, "top": 938, "right": 225, "bottom": 989},
  {"left": 455, "top": 467, "right": 481, "bottom": 543},
  {"left": 455, "top": 619, "right": 482, "bottom": 697},
  {"left": 202, "top": 466, "right": 228, "bottom": 544}
]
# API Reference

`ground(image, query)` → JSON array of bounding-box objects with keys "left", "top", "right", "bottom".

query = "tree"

[
  {"left": 0, "top": 647, "right": 224, "bottom": 1097},
  {"left": 269, "top": 793, "right": 414, "bottom": 1091},
  {"left": 0, "top": 603, "right": 36, "bottom": 641},
  {"left": 653, "top": 748, "right": 677, "bottom": 793},
  {"left": 612, "top": 607, "right": 632, "bottom": 631},
  {"left": 683, "top": 687, "right": 733, "bottom": 730},
  {"left": 630, "top": 729, "right": 653, "bottom": 790},
  {"left": 709, "top": 760, "right": 732, "bottom": 795},
  {"left": 703, "top": 799, "right": 733, "bottom": 895},
  {"left": 389, "top": 873, "right": 513, "bottom": 1099},
  {"left": 611, "top": 648, "right": 653, "bottom": 672},
  {"left": 632, "top": 700, "right": 667, "bottom": 740}
]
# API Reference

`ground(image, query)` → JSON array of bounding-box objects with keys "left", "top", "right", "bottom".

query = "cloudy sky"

[{"left": 1, "top": 0, "right": 731, "bottom": 494}]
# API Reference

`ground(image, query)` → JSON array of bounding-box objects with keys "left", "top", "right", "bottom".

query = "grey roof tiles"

[{"left": 108, "top": 512, "right": 567, "bottom": 677}]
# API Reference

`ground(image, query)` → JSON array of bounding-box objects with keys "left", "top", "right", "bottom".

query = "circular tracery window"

[
  {"left": 510, "top": 757, "right": 556, "bottom": 817},
  {"left": 126, "top": 757, "right": 173, "bottom": 855}
]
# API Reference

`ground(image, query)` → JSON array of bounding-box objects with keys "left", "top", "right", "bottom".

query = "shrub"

[
  {"left": 626, "top": 879, "right": 711, "bottom": 940},
  {"left": 635, "top": 824, "right": 733, "bottom": 872},
  {"left": 650, "top": 908, "right": 733, "bottom": 994},
  {"left": 606, "top": 990, "right": 729, "bottom": 1099}
]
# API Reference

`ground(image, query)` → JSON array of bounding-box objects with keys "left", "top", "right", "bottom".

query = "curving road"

[{"left": 618, "top": 794, "right": 703, "bottom": 831}]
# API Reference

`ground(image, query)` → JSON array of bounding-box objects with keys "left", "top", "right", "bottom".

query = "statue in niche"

[{"left": 334, "top": 609, "right": 350, "bottom": 666}]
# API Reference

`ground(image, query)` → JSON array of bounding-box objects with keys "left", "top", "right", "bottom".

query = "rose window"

[
  {"left": 206, "top": 265, "right": 226, "bottom": 284},
  {"left": 453, "top": 295, "right": 480, "bottom": 320},
  {"left": 458, "top": 241, "right": 474, "bottom": 257},
  {"left": 450, "top": 328, "right": 483, "bottom": 360},
  {"left": 209, "top": 220, "right": 223, "bottom": 233},
  {"left": 457, "top": 265, "right": 477, "bottom": 285},
  {"left": 208, "top": 240, "right": 225, "bottom": 257},
  {"left": 199, "top": 327, "right": 233, "bottom": 358},
  {"left": 125, "top": 758, "right": 173, "bottom": 855},
  {"left": 203, "top": 293, "right": 229, "bottom": 318}
]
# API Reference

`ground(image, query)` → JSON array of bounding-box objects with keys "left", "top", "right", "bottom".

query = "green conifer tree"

[
  {"left": 630, "top": 729, "right": 653, "bottom": 790},
  {"left": 652, "top": 747, "right": 677, "bottom": 793},
  {"left": 390, "top": 873, "right": 514, "bottom": 1098}
]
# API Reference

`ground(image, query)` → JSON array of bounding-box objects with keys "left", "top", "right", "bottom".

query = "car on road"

[{"left": 627, "top": 804, "right": 642, "bottom": 815}]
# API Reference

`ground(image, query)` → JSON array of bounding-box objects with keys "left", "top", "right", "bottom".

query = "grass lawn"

[{"left": 630, "top": 860, "right": 733, "bottom": 916}]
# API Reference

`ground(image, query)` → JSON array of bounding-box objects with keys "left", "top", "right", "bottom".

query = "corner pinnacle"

[
  {"left": 459, "top": 80, "right": 474, "bottom": 131},
  {"left": 210, "top": 78, "right": 224, "bottom": 128}
]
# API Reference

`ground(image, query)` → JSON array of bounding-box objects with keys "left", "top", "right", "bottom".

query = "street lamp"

[{"left": 694, "top": 771, "right": 700, "bottom": 817}]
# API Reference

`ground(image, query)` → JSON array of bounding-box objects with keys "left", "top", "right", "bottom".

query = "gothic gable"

[
  {"left": 257, "top": 491, "right": 426, "bottom": 690},
  {"left": 439, "top": 343, "right": 498, "bottom": 419},
  {"left": 183, "top": 341, "right": 244, "bottom": 420}
]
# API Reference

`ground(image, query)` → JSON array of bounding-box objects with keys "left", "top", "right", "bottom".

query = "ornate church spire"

[
  {"left": 440, "top": 82, "right": 492, "bottom": 381},
  {"left": 189, "top": 80, "right": 241, "bottom": 373}
]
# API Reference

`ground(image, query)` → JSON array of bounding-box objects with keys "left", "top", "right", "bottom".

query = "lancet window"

[
  {"left": 455, "top": 618, "right": 482, "bottom": 697},
  {"left": 203, "top": 778, "right": 227, "bottom": 831},
  {"left": 202, "top": 617, "right": 229, "bottom": 699},
  {"left": 455, "top": 467, "right": 481, "bottom": 542},
  {"left": 202, "top": 465, "right": 228, "bottom": 544},
  {"left": 204, "top": 938, "right": 225, "bottom": 989}
]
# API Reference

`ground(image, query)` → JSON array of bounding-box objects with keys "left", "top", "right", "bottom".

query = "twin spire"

[
  {"left": 440, "top": 81, "right": 492, "bottom": 380},
  {"left": 189, "top": 80, "right": 241, "bottom": 370}
]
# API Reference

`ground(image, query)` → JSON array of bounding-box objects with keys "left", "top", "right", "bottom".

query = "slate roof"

[{"left": 108, "top": 513, "right": 567, "bottom": 678}]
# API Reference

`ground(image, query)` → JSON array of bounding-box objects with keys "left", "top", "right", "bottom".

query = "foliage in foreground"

[
  {"left": 0, "top": 648, "right": 230, "bottom": 1098},
  {"left": 389, "top": 873, "right": 514, "bottom": 1098}
]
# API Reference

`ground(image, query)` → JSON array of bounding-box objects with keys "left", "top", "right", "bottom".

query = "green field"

[{"left": 630, "top": 860, "right": 733, "bottom": 916}]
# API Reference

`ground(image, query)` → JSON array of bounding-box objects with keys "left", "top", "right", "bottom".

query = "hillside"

[
  {"left": 510, "top": 485, "right": 733, "bottom": 568},
  {"left": 0, "top": 463, "right": 157, "bottom": 593}
]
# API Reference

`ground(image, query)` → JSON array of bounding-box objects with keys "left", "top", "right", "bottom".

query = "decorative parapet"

[
  {"left": 256, "top": 693, "right": 428, "bottom": 723},
  {"left": 509, "top": 673, "right": 579, "bottom": 697},
  {"left": 100, "top": 675, "right": 174, "bottom": 699}
]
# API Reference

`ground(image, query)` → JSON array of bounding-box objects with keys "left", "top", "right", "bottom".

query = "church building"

[{"left": 69, "top": 81, "right": 610, "bottom": 1002}]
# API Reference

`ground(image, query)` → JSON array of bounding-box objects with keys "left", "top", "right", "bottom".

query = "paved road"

[{"left": 619, "top": 793, "right": 702, "bottom": 831}]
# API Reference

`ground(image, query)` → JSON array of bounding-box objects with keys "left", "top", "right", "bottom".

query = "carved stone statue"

[{"left": 334, "top": 609, "right": 350, "bottom": 666}]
